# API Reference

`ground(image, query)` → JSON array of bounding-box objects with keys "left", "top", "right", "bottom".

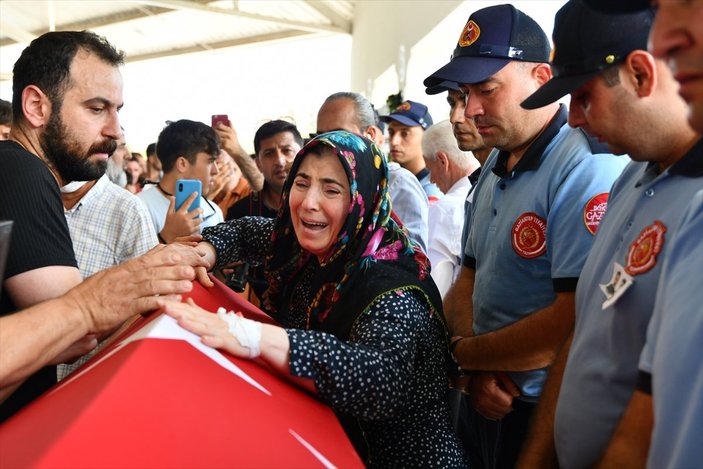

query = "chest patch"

[
  {"left": 625, "top": 220, "right": 667, "bottom": 276},
  {"left": 584, "top": 193, "right": 609, "bottom": 235},
  {"left": 512, "top": 212, "right": 547, "bottom": 259}
]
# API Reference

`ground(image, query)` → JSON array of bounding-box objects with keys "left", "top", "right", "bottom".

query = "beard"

[{"left": 41, "top": 111, "right": 116, "bottom": 183}]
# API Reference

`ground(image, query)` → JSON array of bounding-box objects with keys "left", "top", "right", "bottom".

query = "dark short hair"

[
  {"left": 146, "top": 142, "right": 157, "bottom": 157},
  {"left": 253, "top": 120, "right": 303, "bottom": 156},
  {"left": 156, "top": 119, "right": 220, "bottom": 173},
  {"left": 0, "top": 98, "right": 12, "bottom": 125},
  {"left": 12, "top": 31, "right": 125, "bottom": 122}
]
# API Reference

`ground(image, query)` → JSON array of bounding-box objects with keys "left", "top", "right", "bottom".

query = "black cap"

[
  {"left": 521, "top": 0, "right": 654, "bottom": 110},
  {"left": 424, "top": 4, "right": 551, "bottom": 87},
  {"left": 425, "top": 80, "right": 460, "bottom": 96},
  {"left": 585, "top": 0, "right": 650, "bottom": 13}
]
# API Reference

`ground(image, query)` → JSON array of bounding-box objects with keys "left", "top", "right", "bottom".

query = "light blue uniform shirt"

[
  {"left": 555, "top": 139, "right": 703, "bottom": 468},
  {"left": 639, "top": 189, "right": 703, "bottom": 469},
  {"left": 465, "top": 106, "right": 628, "bottom": 400}
]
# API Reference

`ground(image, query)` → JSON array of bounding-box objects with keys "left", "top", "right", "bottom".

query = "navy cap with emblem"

[
  {"left": 424, "top": 4, "right": 551, "bottom": 88},
  {"left": 521, "top": 0, "right": 654, "bottom": 110},
  {"left": 380, "top": 100, "right": 434, "bottom": 130}
]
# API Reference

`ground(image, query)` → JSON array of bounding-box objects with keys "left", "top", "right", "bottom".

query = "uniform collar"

[{"left": 668, "top": 137, "right": 703, "bottom": 177}]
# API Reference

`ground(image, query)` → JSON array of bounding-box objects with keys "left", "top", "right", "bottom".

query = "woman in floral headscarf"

[{"left": 164, "top": 131, "right": 466, "bottom": 468}]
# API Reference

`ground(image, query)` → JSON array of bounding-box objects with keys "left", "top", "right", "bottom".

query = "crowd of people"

[{"left": 0, "top": 0, "right": 701, "bottom": 467}]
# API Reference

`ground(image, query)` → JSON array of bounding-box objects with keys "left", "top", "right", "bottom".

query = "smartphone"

[
  {"left": 175, "top": 179, "right": 201, "bottom": 214},
  {"left": 211, "top": 114, "right": 230, "bottom": 128}
]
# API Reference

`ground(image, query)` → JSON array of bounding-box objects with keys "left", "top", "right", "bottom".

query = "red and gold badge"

[
  {"left": 625, "top": 220, "right": 667, "bottom": 276},
  {"left": 512, "top": 212, "right": 547, "bottom": 259},
  {"left": 583, "top": 193, "right": 609, "bottom": 235},
  {"left": 458, "top": 20, "right": 480, "bottom": 47},
  {"left": 395, "top": 101, "right": 412, "bottom": 112}
]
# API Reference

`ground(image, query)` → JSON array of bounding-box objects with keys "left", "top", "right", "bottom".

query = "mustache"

[{"left": 89, "top": 139, "right": 117, "bottom": 157}]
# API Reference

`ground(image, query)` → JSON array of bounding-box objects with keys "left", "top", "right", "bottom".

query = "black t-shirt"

[
  {"left": 225, "top": 190, "right": 278, "bottom": 300},
  {"left": 0, "top": 141, "right": 78, "bottom": 422}
]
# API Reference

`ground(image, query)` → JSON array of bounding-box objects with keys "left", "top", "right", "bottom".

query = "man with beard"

[{"left": 0, "top": 31, "right": 125, "bottom": 421}]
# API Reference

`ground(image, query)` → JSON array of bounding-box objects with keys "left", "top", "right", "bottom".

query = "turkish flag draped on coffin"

[{"left": 0, "top": 277, "right": 362, "bottom": 469}]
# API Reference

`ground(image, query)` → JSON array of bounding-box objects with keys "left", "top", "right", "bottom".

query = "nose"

[
  {"left": 464, "top": 91, "right": 484, "bottom": 120},
  {"left": 300, "top": 187, "right": 320, "bottom": 211},
  {"left": 567, "top": 100, "right": 586, "bottom": 129},
  {"left": 210, "top": 161, "right": 219, "bottom": 175},
  {"left": 104, "top": 109, "right": 122, "bottom": 140},
  {"left": 389, "top": 132, "right": 401, "bottom": 146},
  {"left": 450, "top": 102, "right": 465, "bottom": 124}
]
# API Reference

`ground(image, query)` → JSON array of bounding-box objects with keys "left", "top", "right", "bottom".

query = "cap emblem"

[
  {"left": 605, "top": 54, "right": 616, "bottom": 64},
  {"left": 459, "top": 20, "right": 481, "bottom": 47},
  {"left": 396, "top": 101, "right": 412, "bottom": 112}
]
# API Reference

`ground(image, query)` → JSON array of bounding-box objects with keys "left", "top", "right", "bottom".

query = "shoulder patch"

[
  {"left": 584, "top": 193, "right": 609, "bottom": 235},
  {"left": 512, "top": 212, "right": 547, "bottom": 259},
  {"left": 625, "top": 220, "right": 667, "bottom": 276}
]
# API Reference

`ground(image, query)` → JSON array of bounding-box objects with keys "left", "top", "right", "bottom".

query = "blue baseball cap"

[
  {"left": 380, "top": 100, "right": 433, "bottom": 129},
  {"left": 424, "top": 4, "right": 551, "bottom": 87},
  {"left": 522, "top": 0, "right": 654, "bottom": 110}
]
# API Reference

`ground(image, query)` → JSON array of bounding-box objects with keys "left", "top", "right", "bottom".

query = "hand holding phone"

[
  {"left": 175, "top": 179, "right": 202, "bottom": 214},
  {"left": 211, "top": 114, "right": 231, "bottom": 128}
]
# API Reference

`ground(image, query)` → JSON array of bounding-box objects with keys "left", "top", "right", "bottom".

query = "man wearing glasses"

[{"left": 138, "top": 119, "right": 224, "bottom": 243}]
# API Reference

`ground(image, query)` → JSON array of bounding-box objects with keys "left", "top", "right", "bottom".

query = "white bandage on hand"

[{"left": 216, "top": 307, "right": 262, "bottom": 358}]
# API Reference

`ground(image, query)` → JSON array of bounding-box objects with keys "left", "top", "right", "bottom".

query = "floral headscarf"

[{"left": 263, "top": 130, "right": 444, "bottom": 339}]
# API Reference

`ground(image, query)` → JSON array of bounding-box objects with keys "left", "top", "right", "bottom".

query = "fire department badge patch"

[
  {"left": 625, "top": 220, "right": 667, "bottom": 275},
  {"left": 584, "top": 193, "right": 609, "bottom": 235},
  {"left": 512, "top": 212, "right": 547, "bottom": 259}
]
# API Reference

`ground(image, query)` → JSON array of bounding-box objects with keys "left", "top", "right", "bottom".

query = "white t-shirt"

[{"left": 137, "top": 186, "right": 223, "bottom": 236}]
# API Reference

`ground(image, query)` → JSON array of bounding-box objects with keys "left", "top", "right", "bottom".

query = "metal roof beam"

[
  {"left": 125, "top": 29, "right": 312, "bottom": 62},
  {"left": 0, "top": 6, "right": 172, "bottom": 47},
  {"left": 0, "top": 21, "right": 38, "bottom": 44},
  {"left": 303, "top": 1, "right": 351, "bottom": 32},
  {"left": 134, "top": 0, "right": 350, "bottom": 35}
]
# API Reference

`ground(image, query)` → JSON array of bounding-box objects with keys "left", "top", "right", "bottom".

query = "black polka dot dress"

[{"left": 204, "top": 218, "right": 468, "bottom": 468}]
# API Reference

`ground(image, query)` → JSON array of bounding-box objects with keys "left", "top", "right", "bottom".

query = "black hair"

[
  {"left": 0, "top": 98, "right": 11, "bottom": 125},
  {"left": 146, "top": 142, "right": 157, "bottom": 157},
  {"left": 156, "top": 119, "right": 220, "bottom": 173},
  {"left": 12, "top": 31, "right": 124, "bottom": 121},
  {"left": 253, "top": 120, "right": 303, "bottom": 156}
]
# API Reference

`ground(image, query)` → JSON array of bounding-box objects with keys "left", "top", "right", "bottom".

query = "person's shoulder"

[
  {"left": 137, "top": 185, "right": 165, "bottom": 204},
  {"left": 227, "top": 192, "right": 256, "bottom": 219},
  {"left": 0, "top": 142, "right": 54, "bottom": 178}
]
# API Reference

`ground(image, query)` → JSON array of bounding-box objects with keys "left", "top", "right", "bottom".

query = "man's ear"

[
  {"left": 365, "top": 125, "right": 385, "bottom": 147},
  {"left": 436, "top": 151, "right": 450, "bottom": 171},
  {"left": 624, "top": 50, "right": 657, "bottom": 98},
  {"left": 175, "top": 156, "right": 189, "bottom": 174},
  {"left": 21, "top": 85, "right": 52, "bottom": 128},
  {"left": 532, "top": 62, "right": 553, "bottom": 87}
]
